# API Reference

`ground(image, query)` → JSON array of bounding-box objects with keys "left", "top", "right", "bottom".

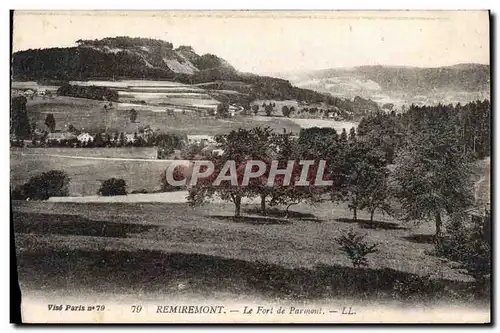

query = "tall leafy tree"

[
  {"left": 11, "top": 96, "right": 31, "bottom": 139},
  {"left": 394, "top": 119, "right": 474, "bottom": 238},
  {"left": 188, "top": 128, "right": 271, "bottom": 217},
  {"left": 333, "top": 140, "right": 388, "bottom": 222},
  {"left": 130, "top": 109, "right": 138, "bottom": 123},
  {"left": 44, "top": 113, "right": 56, "bottom": 132}
]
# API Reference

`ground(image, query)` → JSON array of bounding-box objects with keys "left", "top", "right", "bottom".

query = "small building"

[
  {"left": 187, "top": 135, "right": 215, "bottom": 146},
  {"left": 77, "top": 133, "right": 94, "bottom": 143},
  {"left": 46, "top": 132, "right": 77, "bottom": 143},
  {"left": 23, "top": 89, "right": 35, "bottom": 96},
  {"left": 125, "top": 133, "right": 137, "bottom": 143},
  {"left": 201, "top": 145, "right": 224, "bottom": 157}
]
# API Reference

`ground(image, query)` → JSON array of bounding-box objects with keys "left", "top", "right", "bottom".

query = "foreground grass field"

[{"left": 12, "top": 200, "right": 488, "bottom": 304}]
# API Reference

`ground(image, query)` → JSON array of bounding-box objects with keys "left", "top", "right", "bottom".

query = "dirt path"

[{"left": 19, "top": 152, "right": 177, "bottom": 163}]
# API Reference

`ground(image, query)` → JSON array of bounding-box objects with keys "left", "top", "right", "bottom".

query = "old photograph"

[{"left": 10, "top": 10, "right": 491, "bottom": 323}]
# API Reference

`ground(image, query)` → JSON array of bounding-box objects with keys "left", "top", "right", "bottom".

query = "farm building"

[
  {"left": 125, "top": 133, "right": 137, "bottom": 143},
  {"left": 23, "top": 89, "right": 35, "bottom": 96},
  {"left": 46, "top": 132, "right": 77, "bottom": 143},
  {"left": 201, "top": 145, "right": 224, "bottom": 157},
  {"left": 187, "top": 135, "right": 215, "bottom": 145},
  {"left": 77, "top": 133, "right": 94, "bottom": 143}
]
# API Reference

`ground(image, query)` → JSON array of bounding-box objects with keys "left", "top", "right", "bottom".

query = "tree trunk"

[
  {"left": 370, "top": 208, "right": 375, "bottom": 227},
  {"left": 260, "top": 194, "right": 266, "bottom": 215},
  {"left": 352, "top": 207, "right": 357, "bottom": 221},
  {"left": 285, "top": 202, "right": 299, "bottom": 218},
  {"left": 234, "top": 196, "right": 242, "bottom": 218},
  {"left": 435, "top": 211, "right": 442, "bottom": 239}
]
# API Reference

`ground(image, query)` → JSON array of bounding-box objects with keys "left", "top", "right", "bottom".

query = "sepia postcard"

[{"left": 10, "top": 10, "right": 491, "bottom": 324}]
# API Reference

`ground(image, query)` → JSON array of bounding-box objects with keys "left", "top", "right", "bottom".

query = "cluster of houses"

[
  {"left": 32, "top": 126, "right": 156, "bottom": 146},
  {"left": 12, "top": 88, "right": 52, "bottom": 99},
  {"left": 186, "top": 135, "right": 224, "bottom": 157}
]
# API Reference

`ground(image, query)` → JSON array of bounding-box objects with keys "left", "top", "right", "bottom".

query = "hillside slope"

[
  {"left": 12, "top": 37, "right": 382, "bottom": 115},
  {"left": 284, "top": 64, "right": 490, "bottom": 107}
]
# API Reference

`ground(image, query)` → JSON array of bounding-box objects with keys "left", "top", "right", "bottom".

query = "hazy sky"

[{"left": 13, "top": 10, "right": 490, "bottom": 75}]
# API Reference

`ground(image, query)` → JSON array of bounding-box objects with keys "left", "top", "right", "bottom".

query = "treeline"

[
  {"left": 30, "top": 131, "right": 186, "bottom": 151},
  {"left": 357, "top": 99, "right": 491, "bottom": 162},
  {"left": 12, "top": 47, "right": 175, "bottom": 81},
  {"left": 76, "top": 37, "right": 174, "bottom": 50},
  {"left": 57, "top": 83, "right": 119, "bottom": 101}
]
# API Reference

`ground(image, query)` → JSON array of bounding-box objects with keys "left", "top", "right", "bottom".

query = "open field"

[
  {"left": 252, "top": 116, "right": 358, "bottom": 132},
  {"left": 11, "top": 147, "right": 158, "bottom": 159},
  {"left": 12, "top": 200, "right": 488, "bottom": 305},
  {"left": 10, "top": 149, "right": 171, "bottom": 195},
  {"left": 26, "top": 96, "right": 302, "bottom": 135}
]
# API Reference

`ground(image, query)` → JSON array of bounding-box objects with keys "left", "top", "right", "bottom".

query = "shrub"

[
  {"left": 392, "top": 274, "right": 435, "bottom": 300},
  {"left": 432, "top": 212, "right": 491, "bottom": 284},
  {"left": 130, "top": 189, "right": 149, "bottom": 194},
  {"left": 336, "top": 229, "right": 378, "bottom": 268},
  {"left": 14, "top": 170, "right": 70, "bottom": 200},
  {"left": 11, "top": 185, "right": 27, "bottom": 200},
  {"left": 98, "top": 178, "right": 127, "bottom": 196}
]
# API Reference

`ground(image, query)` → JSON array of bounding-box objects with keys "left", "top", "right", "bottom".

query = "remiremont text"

[{"left": 165, "top": 160, "right": 333, "bottom": 187}]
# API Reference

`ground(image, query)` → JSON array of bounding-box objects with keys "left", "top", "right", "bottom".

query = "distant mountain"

[{"left": 282, "top": 64, "right": 490, "bottom": 107}]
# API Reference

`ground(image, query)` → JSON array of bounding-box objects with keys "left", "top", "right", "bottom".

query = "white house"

[
  {"left": 125, "top": 133, "right": 137, "bottom": 143},
  {"left": 187, "top": 135, "right": 215, "bottom": 145},
  {"left": 23, "top": 89, "right": 35, "bottom": 96},
  {"left": 77, "top": 133, "right": 94, "bottom": 143},
  {"left": 228, "top": 105, "right": 240, "bottom": 117}
]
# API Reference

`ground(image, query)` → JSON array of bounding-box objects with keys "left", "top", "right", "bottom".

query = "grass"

[
  {"left": 27, "top": 96, "right": 301, "bottom": 135},
  {"left": 12, "top": 200, "right": 488, "bottom": 303},
  {"left": 10, "top": 150, "right": 170, "bottom": 195},
  {"left": 12, "top": 147, "right": 158, "bottom": 159}
]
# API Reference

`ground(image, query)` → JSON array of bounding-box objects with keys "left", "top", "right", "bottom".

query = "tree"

[
  {"left": 340, "top": 128, "right": 348, "bottom": 143},
  {"left": 282, "top": 105, "right": 291, "bottom": 117},
  {"left": 188, "top": 128, "right": 275, "bottom": 217},
  {"left": 252, "top": 104, "right": 259, "bottom": 115},
  {"left": 217, "top": 102, "right": 230, "bottom": 118},
  {"left": 336, "top": 229, "right": 379, "bottom": 268},
  {"left": 349, "top": 127, "right": 356, "bottom": 141},
  {"left": 130, "top": 109, "right": 138, "bottom": 123},
  {"left": 93, "top": 133, "right": 104, "bottom": 147},
  {"left": 358, "top": 167, "right": 392, "bottom": 225},
  {"left": 265, "top": 103, "right": 273, "bottom": 116},
  {"left": 44, "top": 113, "right": 56, "bottom": 132},
  {"left": 68, "top": 124, "right": 78, "bottom": 133},
  {"left": 119, "top": 132, "right": 126, "bottom": 147},
  {"left": 98, "top": 178, "right": 127, "bottom": 196},
  {"left": 17, "top": 170, "right": 70, "bottom": 200},
  {"left": 334, "top": 140, "right": 387, "bottom": 222},
  {"left": 297, "top": 127, "right": 340, "bottom": 160},
  {"left": 394, "top": 120, "right": 474, "bottom": 238},
  {"left": 357, "top": 112, "right": 402, "bottom": 164},
  {"left": 188, "top": 159, "right": 250, "bottom": 218},
  {"left": 10, "top": 96, "right": 31, "bottom": 139}
]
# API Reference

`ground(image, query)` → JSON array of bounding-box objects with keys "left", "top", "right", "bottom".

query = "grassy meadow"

[
  {"left": 13, "top": 200, "right": 487, "bottom": 304},
  {"left": 26, "top": 96, "right": 302, "bottom": 135},
  {"left": 10, "top": 149, "right": 171, "bottom": 196}
]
